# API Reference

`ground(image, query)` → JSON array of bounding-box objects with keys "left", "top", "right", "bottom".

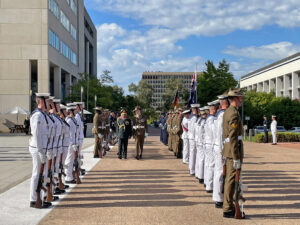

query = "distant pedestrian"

[
  {"left": 263, "top": 115, "right": 268, "bottom": 143},
  {"left": 24, "top": 116, "right": 30, "bottom": 135},
  {"left": 271, "top": 115, "right": 277, "bottom": 145}
]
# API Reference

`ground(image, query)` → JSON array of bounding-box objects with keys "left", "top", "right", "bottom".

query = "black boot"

[
  {"left": 223, "top": 210, "right": 235, "bottom": 218},
  {"left": 215, "top": 202, "right": 223, "bottom": 208}
]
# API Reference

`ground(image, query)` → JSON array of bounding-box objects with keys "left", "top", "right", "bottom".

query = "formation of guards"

[
  {"left": 29, "top": 93, "right": 86, "bottom": 209},
  {"left": 162, "top": 88, "right": 246, "bottom": 219}
]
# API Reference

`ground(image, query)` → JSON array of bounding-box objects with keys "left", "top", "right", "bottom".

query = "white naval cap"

[
  {"left": 200, "top": 107, "right": 205, "bottom": 111},
  {"left": 190, "top": 104, "right": 200, "bottom": 108},
  {"left": 53, "top": 99, "right": 61, "bottom": 103},
  {"left": 66, "top": 103, "right": 76, "bottom": 107},
  {"left": 35, "top": 93, "right": 50, "bottom": 98},
  {"left": 272, "top": 115, "right": 277, "bottom": 117},
  {"left": 203, "top": 106, "right": 210, "bottom": 110},
  {"left": 60, "top": 104, "right": 66, "bottom": 110},
  {"left": 66, "top": 106, "right": 76, "bottom": 111},
  {"left": 183, "top": 109, "right": 191, "bottom": 114},
  {"left": 49, "top": 96, "right": 55, "bottom": 100}
]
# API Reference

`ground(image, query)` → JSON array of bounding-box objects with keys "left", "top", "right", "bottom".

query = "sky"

[{"left": 85, "top": 0, "right": 300, "bottom": 93}]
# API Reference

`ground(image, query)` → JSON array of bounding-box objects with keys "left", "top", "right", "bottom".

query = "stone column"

[
  {"left": 54, "top": 66, "right": 61, "bottom": 98},
  {"left": 37, "top": 60, "right": 50, "bottom": 93},
  {"left": 85, "top": 41, "right": 90, "bottom": 74},
  {"left": 270, "top": 79, "right": 275, "bottom": 93},
  {"left": 276, "top": 76, "right": 282, "bottom": 97},
  {"left": 292, "top": 72, "right": 299, "bottom": 100},
  {"left": 283, "top": 74, "right": 289, "bottom": 97}
]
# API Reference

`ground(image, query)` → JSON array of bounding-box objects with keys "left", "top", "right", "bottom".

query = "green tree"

[
  {"left": 100, "top": 70, "right": 114, "bottom": 84},
  {"left": 197, "top": 59, "right": 237, "bottom": 105},
  {"left": 162, "top": 78, "right": 187, "bottom": 111},
  {"left": 128, "top": 80, "right": 153, "bottom": 108}
]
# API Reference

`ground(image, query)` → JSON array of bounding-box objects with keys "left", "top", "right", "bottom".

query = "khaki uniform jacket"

[
  {"left": 132, "top": 115, "right": 148, "bottom": 136},
  {"left": 222, "top": 105, "right": 244, "bottom": 161},
  {"left": 174, "top": 114, "right": 183, "bottom": 136},
  {"left": 167, "top": 116, "right": 173, "bottom": 133},
  {"left": 92, "top": 113, "right": 101, "bottom": 135},
  {"left": 171, "top": 115, "right": 177, "bottom": 135}
]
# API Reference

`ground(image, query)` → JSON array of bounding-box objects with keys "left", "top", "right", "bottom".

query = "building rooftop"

[
  {"left": 142, "top": 71, "right": 201, "bottom": 76},
  {"left": 241, "top": 52, "right": 300, "bottom": 80}
]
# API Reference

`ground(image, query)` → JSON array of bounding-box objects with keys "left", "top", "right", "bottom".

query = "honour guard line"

[{"left": 161, "top": 88, "right": 246, "bottom": 219}]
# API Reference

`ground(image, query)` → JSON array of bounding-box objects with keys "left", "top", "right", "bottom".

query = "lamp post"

[
  {"left": 94, "top": 95, "right": 97, "bottom": 108},
  {"left": 86, "top": 74, "right": 89, "bottom": 111},
  {"left": 80, "top": 86, "right": 83, "bottom": 102}
]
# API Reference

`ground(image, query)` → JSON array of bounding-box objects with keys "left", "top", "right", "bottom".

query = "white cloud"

[{"left": 223, "top": 42, "right": 300, "bottom": 60}]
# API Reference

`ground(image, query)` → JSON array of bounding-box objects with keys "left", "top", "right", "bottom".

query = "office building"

[
  {"left": 142, "top": 72, "right": 200, "bottom": 109},
  {"left": 240, "top": 53, "right": 300, "bottom": 100},
  {"left": 0, "top": 0, "right": 97, "bottom": 115}
]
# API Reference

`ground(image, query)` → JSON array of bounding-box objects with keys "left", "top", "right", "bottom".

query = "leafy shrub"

[{"left": 255, "top": 132, "right": 300, "bottom": 143}]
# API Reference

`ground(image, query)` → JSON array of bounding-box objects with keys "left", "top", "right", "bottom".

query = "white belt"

[
  {"left": 133, "top": 126, "right": 144, "bottom": 129},
  {"left": 224, "top": 136, "right": 242, "bottom": 143}
]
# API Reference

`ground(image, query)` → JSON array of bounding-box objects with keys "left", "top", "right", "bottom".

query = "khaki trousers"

[
  {"left": 136, "top": 135, "right": 145, "bottom": 156},
  {"left": 94, "top": 134, "right": 102, "bottom": 156},
  {"left": 168, "top": 132, "right": 173, "bottom": 150},
  {"left": 223, "top": 158, "right": 235, "bottom": 212}
]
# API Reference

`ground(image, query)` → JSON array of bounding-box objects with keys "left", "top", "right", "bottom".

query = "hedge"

[{"left": 255, "top": 132, "right": 300, "bottom": 143}]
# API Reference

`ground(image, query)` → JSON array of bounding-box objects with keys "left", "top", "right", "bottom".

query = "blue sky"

[{"left": 85, "top": 0, "right": 300, "bottom": 93}]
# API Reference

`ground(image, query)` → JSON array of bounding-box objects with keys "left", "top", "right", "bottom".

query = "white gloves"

[
  {"left": 39, "top": 152, "right": 46, "bottom": 164},
  {"left": 46, "top": 151, "right": 52, "bottom": 160},
  {"left": 98, "top": 134, "right": 103, "bottom": 138},
  {"left": 110, "top": 129, "right": 112, "bottom": 132},
  {"left": 222, "top": 156, "right": 226, "bottom": 166},
  {"left": 233, "top": 159, "right": 241, "bottom": 169},
  {"left": 72, "top": 145, "right": 77, "bottom": 152},
  {"left": 145, "top": 133, "right": 148, "bottom": 137}
]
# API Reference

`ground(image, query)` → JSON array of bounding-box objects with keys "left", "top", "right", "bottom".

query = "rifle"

[
  {"left": 234, "top": 169, "right": 246, "bottom": 219},
  {"left": 221, "top": 163, "right": 226, "bottom": 194},
  {"left": 45, "top": 125, "right": 55, "bottom": 202},
  {"left": 35, "top": 163, "right": 47, "bottom": 208},
  {"left": 73, "top": 150, "right": 81, "bottom": 184}
]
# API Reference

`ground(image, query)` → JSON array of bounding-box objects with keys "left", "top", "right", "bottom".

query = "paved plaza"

[{"left": 1, "top": 128, "right": 300, "bottom": 225}]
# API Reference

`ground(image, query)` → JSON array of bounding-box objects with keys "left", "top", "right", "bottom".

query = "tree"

[
  {"left": 100, "top": 70, "right": 114, "bottom": 84},
  {"left": 162, "top": 78, "right": 187, "bottom": 111},
  {"left": 197, "top": 59, "right": 237, "bottom": 106},
  {"left": 128, "top": 80, "right": 153, "bottom": 108}
]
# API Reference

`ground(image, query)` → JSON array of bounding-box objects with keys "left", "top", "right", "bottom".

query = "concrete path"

[
  {"left": 38, "top": 129, "right": 300, "bottom": 225},
  {"left": 0, "top": 135, "right": 94, "bottom": 193}
]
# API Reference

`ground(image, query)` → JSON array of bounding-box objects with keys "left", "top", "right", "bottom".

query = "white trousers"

[
  {"left": 65, "top": 145, "right": 74, "bottom": 181},
  {"left": 29, "top": 147, "right": 42, "bottom": 202},
  {"left": 54, "top": 147, "right": 62, "bottom": 174},
  {"left": 204, "top": 143, "right": 214, "bottom": 191},
  {"left": 272, "top": 131, "right": 277, "bottom": 144},
  {"left": 195, "top": 143, "right": 205, "bottom": 179},
  {"left": 212, "top": 145, "right": 223, "bottom": 202},
  {"left": 188, "top": 139, "right": 196, "bottom": 175},
  {"left": 182, "top": 138, "right": 189, "bottom": 164},
  {"left": 78, "top": 142, "right": 83, "bottom": 168}
]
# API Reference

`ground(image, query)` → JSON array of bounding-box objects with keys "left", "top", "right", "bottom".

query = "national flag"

[
  {"left": 188, "top": 71, "right": 198, "bottom": 107},
  {"left": 173, "top": 89, "right": 179, "bottom": 109}
]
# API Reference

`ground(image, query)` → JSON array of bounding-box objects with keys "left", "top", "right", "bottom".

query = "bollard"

[{"left": 249, "top": 129, "right": 252, "bottom": 142}]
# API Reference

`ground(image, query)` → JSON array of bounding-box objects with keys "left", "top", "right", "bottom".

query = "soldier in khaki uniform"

[
  {"left": 222, "top": 88, "right": 245, "bottom": 218},
  {"left": 173, "top": 108, "right": 184, "bottom": 158},
  {"left": 132, "top": 106, "right": 148, "bottom": 160},
  {"left": 171, "top": 110, "right": 178, "bottom": 156},
  {"left": 167, "top": 110, "right": 173, "bottom": 151},
  {"left": 92, "top": 107, "right": 103, "bottom": 158}
]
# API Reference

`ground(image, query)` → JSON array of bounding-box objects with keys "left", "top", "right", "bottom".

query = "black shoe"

[
  {"left": 190, "top": 173, "right": 195, "bottom": 176},
  {"left": 140, "top": 154, "right": 142, "bottom": 159},
  {"left": 215, "top": 202, "right": 223, "bottom": 208},
  {"left": 65, "top": 180, "right": 76, "bottom": 184},
  {"left": 80, "top": 169, "right": 86, "bottom": 176},
  {"left": 94, "top": 155, "right": 99, "bottom": 158},
  {"left": 136, "top": 156, "right": 140, "bottom": 160},
  {"left": 54, "top": 187, "right": 65, "bottom": 195},
  {"left": 206, "top": 190, "right": 213, "bottom": 193},
  {"left": 204, "top": 184, "right": 206, "bottom": 188},
  {"left": 30, "top": 201, "right": 52, "bottom": 209},
  {"left": 64, "top": 184, "right": 69, "bottom": 189},
  {"left": 223, "top": 210, "right": 235, "bottom": 218},
  {"left": 52, "top": 196, "right": 59, "bottom": 201},
  {"left": 118, "top": 156, "right": 122, "bottom": 159},
  {"left": 199, "top": 179, "right": 204, "bottom": 184},
  {"left": 174, "top": 152, "right": 176, "bottom": 156},
  {"left": 43, "top": 201, "right": 52, "bottom": 207}
]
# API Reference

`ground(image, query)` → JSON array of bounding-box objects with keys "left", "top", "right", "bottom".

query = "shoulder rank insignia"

[{"left": 231, "top": 123, "right": 237, "bottom": 128}]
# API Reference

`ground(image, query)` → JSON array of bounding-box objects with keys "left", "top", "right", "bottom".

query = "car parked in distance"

[
  {"left": 254, "top": 126, "right": 265, "bottom": 134},
  {"left": 290, "top": 127, "right": 300, "bottom": 133},
  {"left": 276, "top": 126, "right": 287, "bottom": 132}
]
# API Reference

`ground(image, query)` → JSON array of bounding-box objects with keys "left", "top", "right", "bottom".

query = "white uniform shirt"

[
  {"left": 199, "top": 118, "right": 206, "bottom": 145},
  {"left": 52, "top": 114, "right": 62, "bottom": 149},
  {"left": 204, "top": 114, "right": 215, "bottom": 144},
  {"left": 271, "top": 120, "right": 277, "bottom": 132},
  {"left": 75, "top": 113, "right": 84, "bottom": 143},
  {"left": 181, "top": 117, "right": 189, "bottom": 139},
  {"left": 213, "top": 110, "right": 225, "bottom": 147},
  {"left": 195, "top": 117, "right": 202, "bottom": 143},
  {"left": 188, "top": 114, "right": 198, "bottom": 140},
  {"left": 66, "top": 116, "right": 77, "bottom": 147},
  {"left": 62, "top": 119, "right": 70, "bottom": 149},
  {"left": 46, "top": 114, "right": 55, "bottom": 152},
  {"left": 29, "top": 109, "right": 48, "bottom": 153}
]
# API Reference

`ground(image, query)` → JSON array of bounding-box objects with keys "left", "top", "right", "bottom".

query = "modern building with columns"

[
  {"left": 0, "top": 0, "right": 97, "bottom": 115},
  {"left": 240, "top": 52, "right": 300, "bottom": 100}
]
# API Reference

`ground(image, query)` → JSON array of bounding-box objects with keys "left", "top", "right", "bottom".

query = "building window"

[
  {"left": 49, "top": 0, "right": 59, "bottom": 19},
  {"left": 49, "top": 29, "right": 59, "bottom": 50},
  {"left": 61, "top": 41, "right": 71, "bottom": 59},
  {"left": 71, "top": 24, "right": 77, "bottom": 40},
  {"left": 71, "top": 0, "right": 77, "bottom": 15},
  {"left": 71, "top": 50, "right": 77, "bottom": 65},
  {"left": 60, "top": 10, "right": 70, "bottom": 31}
]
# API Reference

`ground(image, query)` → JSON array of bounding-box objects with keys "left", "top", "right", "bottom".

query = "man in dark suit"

[{"left": 117, "top": 109, "right": 132, "bottom": 159}]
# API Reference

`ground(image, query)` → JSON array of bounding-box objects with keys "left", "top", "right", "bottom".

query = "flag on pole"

[
  {"left": 188, "top": 71, "right": 197, "bottom": 107},
  {"left": 173, "top": 89, "right": 179, "bottom": 109}
]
